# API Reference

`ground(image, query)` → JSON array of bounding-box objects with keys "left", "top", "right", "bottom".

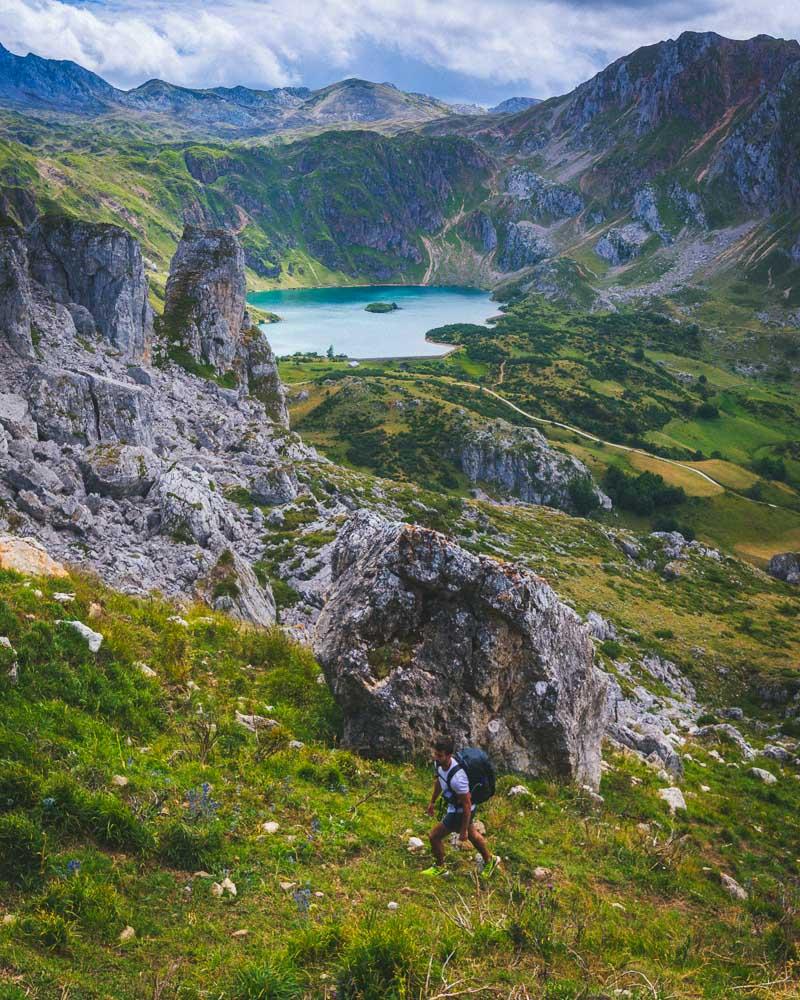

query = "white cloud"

[{"left": 1, "top": 0, "right": 798, "bottom": 97}]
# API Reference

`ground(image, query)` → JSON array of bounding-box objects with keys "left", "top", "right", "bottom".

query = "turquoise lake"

[{"left": 248, "top": 285, "right": 495, "bottom": 358}]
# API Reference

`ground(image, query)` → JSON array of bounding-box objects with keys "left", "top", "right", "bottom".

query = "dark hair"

[{"left": 433, "top": 736, "right": 454, "bottom": 754}]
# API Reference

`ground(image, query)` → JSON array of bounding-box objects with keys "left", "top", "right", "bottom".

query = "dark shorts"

[{"left": 442, "top": 807, "right": 477, "bottom": 833}]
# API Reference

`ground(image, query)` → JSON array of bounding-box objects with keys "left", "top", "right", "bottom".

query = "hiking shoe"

[
  {"left": 480, "top": 856, "right": 501, "bottom": 880},
  {"left": 421, "top": 864, "right": 450, "bottom": 877}
]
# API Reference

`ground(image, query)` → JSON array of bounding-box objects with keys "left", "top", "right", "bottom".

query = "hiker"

[{"left": 422, "top": 735, "right": 500, "bottom": 878}]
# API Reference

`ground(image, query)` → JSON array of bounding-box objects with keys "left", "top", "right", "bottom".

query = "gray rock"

[
  {"left": 609, "top": 723, "right": 684, "bottom": 778},
  {"left": 721, "top": 707, "right": 744, "bottom": 721},
  {"left": 695, "top": 724, "right": 756, "bottom": 760},
  {"left": 27, "top": 216, "right": 152, "bottom": 359},
  {"left": 767, "top": 552, "right": 800, "bottom": 585},
  {"left": 152, "top": 465, "right": 235, "bottom": 547},
  {"left": 200, "top": 550, "right": 276, "bottom": 627},
  {"left": 504, "top": 168, "right": 584, "bottom": 219},
  {"left": 452, "top": 419, "right": 610, "bottom": 514},
  {"left": 244, "top": 329, "right": 289, "bottom": 426},
  {"left": 248, "top": 467, "right": 298, "bottom": 506},
  {"left": 160, "top": 225, "right": 248, "bottom": 374},
  {"left": 747, "top": 767, "right": 778, "bottom": 785},
  {"left": 762, "top": 744, "right": 792, "bottom": 763},
  {"left": 595, "top": 224, "right": 650, "bottom": 264},
  {"left": 0, "top": 226, "right": 35, "bottom": 357},
  {"left": 0, "top": 393, "right": 37, "bottom": 440},
  {"left": 498, "top": 221, "right": 553, "bottom": 272},
  {"left": 313, "top": 511, "right": 609, "bottom": 789},
  {"left": 586, "top": 611, "right": 617, "bottom": 641},
  {"left": 658, "top": 786, "right": 687, "bottom": 813},
  {"left": 80, "top": 444, "right": 162, "bottom": 499}
]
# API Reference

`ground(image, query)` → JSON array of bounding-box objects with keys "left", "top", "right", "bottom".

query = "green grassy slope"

[{"left": 1, "top": 491, "right": 800, "bottom": 998}]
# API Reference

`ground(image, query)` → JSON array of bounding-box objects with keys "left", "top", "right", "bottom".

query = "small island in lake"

[{"left": 365, "top": 301, "right": 400, "bottom": 313}]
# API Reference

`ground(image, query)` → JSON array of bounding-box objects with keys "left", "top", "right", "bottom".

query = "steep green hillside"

[{"left": 1, "top": 471, "right": 800, "bottom": 997}]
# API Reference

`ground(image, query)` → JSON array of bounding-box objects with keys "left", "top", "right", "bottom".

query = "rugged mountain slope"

[{"left": 0, "top": 43, "right": 459, "bottom": 137}]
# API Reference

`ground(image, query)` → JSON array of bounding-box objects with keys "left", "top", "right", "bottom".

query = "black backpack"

[{"left": 441, "top": 747, "right": 496, "bottom": 805}]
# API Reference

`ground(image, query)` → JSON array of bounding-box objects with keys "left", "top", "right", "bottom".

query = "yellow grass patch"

[
  {"left": 686, "top": 460, "right": 759, "bottom": 491},
  {"left": 628, "top": 452, "right": 723, "bottom": 496}
]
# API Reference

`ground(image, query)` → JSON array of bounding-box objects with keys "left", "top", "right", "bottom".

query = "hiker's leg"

[
  {"left": 429, "top": 822, "right": 448, "bottom": 864},
  {"left": 468, "top": 822, "right": 491, "bottom": 863}
]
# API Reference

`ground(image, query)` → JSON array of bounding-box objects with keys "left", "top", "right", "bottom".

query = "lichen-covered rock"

[
  {"left": 461, "top": 210, "right": 497, "bottom": 251},
  {"left": 595, "top": 224, "right": 650, "bottom": 264},
  {"left": 0, "top": 393, "right": 37, "bottom": 440},
  {"left": 505, "top": 168, "right": 584, "bottom": 219},
  {"left": 497, "top": 221, "right": 553, "bottom": 272},
  {"left": 161, "top": 225, "right": 248, "bottom": 374},
  {"left": 26, "top": 368, "right": 154, "bottom": 446},
  {"left": 243, "top": 328, "right": 288, "bottom": 426},
  {"left": 453, "top": 419, "right": 610, "bottom": 514},
  {"left": 0, "top": 225, "right": 34, "bottom": 357},
  {"left": 313, "top": 511, "right": 608, "bottom": 788},
  {"left": 767, "top": 552, "right": 800, "bottom": 584},
  {"left": 80, "top": 444, "right": 162, "bottom": 498},
  {"left": 198, "top": 549, "right": 276, "bottom": 627},
  {"left": 27, "top": 216, "right": 152, "bottom": 359},
  {"left": 152, "top": 465, "right": 235, "bottom": 548},
  {"left": 248, "top": 466, "right": 298, "bottom": 506}
]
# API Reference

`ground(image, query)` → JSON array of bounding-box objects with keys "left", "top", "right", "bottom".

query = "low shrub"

[
  {"left": 35, "top": 873, "right": 124, "bottom": 942},
  {"left": 336, "top": 919, "right": 428, "bottom": 1000},
  {"left": 159, "top": 820, "right": 225, "bottom": 871},
  {"left": 229, "top": 957, "right": 303, "bottom": 999},
  {"left": 0, "top": 761, "right": 42, "bottom": 812},
  {"left": 17, "top": 910, "right": 73, "bottom": 952},
  {"left": 0, "top": 811, "right": 44, "bottom": 883}
]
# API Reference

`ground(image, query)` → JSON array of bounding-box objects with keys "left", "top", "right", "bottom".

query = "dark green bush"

[
  {"left": 159, "top": 820, "right": 224, "bottom": 870},
  {"left": 17, "top": 910, "right": 73, "bottom": 952},
  {"left": 0, "top": 761, "right": 42, "bottom": 812},
  {"left": 35, "top": 874, "right": 124, "bottom": 942},
  {"left": 336, "top": 920, "right": 427, "bottom": 1000},
  {"left": 0, "top": 811, "right": 44, "bottom": 883}
]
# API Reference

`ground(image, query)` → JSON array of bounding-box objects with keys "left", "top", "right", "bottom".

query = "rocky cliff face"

[
  {"left": 27, "top": 216, "right": 152, "bottom": 359},
  {"left": 453, "top": 420, "right": 611, "bottom": 514},
  {"left": 160, "top": 225, "right": 288, "bottom": 425},
  {"left": 0, "top": 216, "right": 297, "bottom": 622},
  {"left": 498, "top": 221, "right": 553, "bottom": 272},
  {"left": 314, "top": 511, "right": 609, "bottom": 788}
]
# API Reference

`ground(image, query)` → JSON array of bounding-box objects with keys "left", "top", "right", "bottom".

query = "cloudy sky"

[{"left": 2, "top": 0, "right": 799, "bottom": 105}]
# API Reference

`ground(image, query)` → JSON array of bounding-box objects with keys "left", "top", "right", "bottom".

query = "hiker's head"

[{"left": 432, "top": 736, "right": 454, "bottom": 765}]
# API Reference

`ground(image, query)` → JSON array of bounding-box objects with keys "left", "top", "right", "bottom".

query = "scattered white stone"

[
  {"left": 262, "top": 821, "right": 280, "bottom": 834},
  {"left": 53, "top": 592, "right": 75, "bottom": 603},
  {"left": 289, "top": 740, "right": 305, "bottom": 750},
  {"left": 119, "top": 925, "right": 136, "bottom": 943},
  {"left": 220, "top": 876, "right": 237, "bottom": 897},
  {"left": 581, "top": 785, "right": 604, "bottom": 805},
  {"left": 235, "top": 710, "right": 278, "bottom": 732},
  {"left": 279, "top": 881, "right": 297, "bottom": 891},
  {"left": 136, "top": 661, "right": 157, "bottom": 678},
  {"left": 700, "top": 785, "right": 711, "bottom": 793},
  {"left": 508, "top": 784, "right": 531, "bottom": 797},
  {"left": 210, "top": 882, "right": 224, "bottom": 897},
  {"left": 88, "top": 602, "right": 103, "bottom": 619},
  {"left": 111, "top": 774, "right": 129, "bottom": 788},
  {"left": 720, "top": 873, "right": 748, "bottom": 901},
  {"left": 657, "top": 769, "right": 670, "bottom": 782},
  {"left": 57, "top": 620, "right": 103, "bottom": 652},
  {"left": 747, "top": 767, "right": 777, "bottom": 785},
  {"left": 533, "top": 867, "right": 552, "bottom": 881},
  {"left": 387, "top": 901, "right": 399, "bottom": 911},
  {"left": 407, "top": 836, "right": 425, "bottom": 852},
  {"left": 193, "top": 871, "right": 212, "bottom": 878},
  {"left": 658, "top": 787, "right": 687, "bottom": 813},
  {"left": 316, "top": 673, "right": 326, "bottom": 685},
  {"left": 186, "top": 680, "right": 200, "bottom": 691},
  {"left": 168, "top": 615, "right": 189, "bottom": 627},
  {"left": 0, "top": 636, "right": 18, "bottom": 685},
  {"left": 231, "top": 929, "right": 250, "bottom": 939},
  {"left": 2, "top": 914, "right": 16, "bottom": 925}
]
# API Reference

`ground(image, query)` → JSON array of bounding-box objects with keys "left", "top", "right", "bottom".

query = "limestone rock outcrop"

[
  {"left": 27, "top": 216, "right": 152, "bottom": 359},
  {"left": 767, "top": 551, "right": 800, "bottom": 585},
  {"left": 453, "top": 419, "right": 610, "bottom": 514},
  {"left": 160, "top": 225, "right": 287, "bottom": 425},
  {"left": 595, "top": 224, "right": 650, "bottom": 264},
  {"left": 498, "top": 221, "right": 553, "bottom": 272},
  {"left": 0, "top": 226, "right": 35, "bottom": 357},
  {"left": 313, "top": 511, "right": 609, "bottom": 789},
  {"left": 198, "top": 549, "right": 276, "bottom": 628}
]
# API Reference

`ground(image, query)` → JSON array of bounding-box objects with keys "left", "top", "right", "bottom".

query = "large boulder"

[
  {"left": 27, "top": 216, "right": 152, "bottom": 359},
  {"left": 595, "top": 224, "right": 650, "bottom": 264},
  {"left": 152, "top": 465, "right": 235, "bottom": 548},
  {"left": 80, "top": 444, "right": 162, "bottom": 498},
  {"left": 26, "top": 369, "right": 154, "bottom": 446},
  {"left": 198, "top": 550, "right": 276, "bottom": 627},
  {"left": 244, "top": 328, "right": 289, "bottom": 426},
  {"left": 0, "top": 225, "right": 34, "bottom": 357},
  {"left": 767, "top": 552, "right": 800, "bottom": 585},
  {"left": 0, "top": 534, "right": 68, "bottom": 577},
  {"left": 0, "top": 393, "right": 37, "bottom": 440},
  {"left": 313, "top": 511, "right": 608, "bottom": 789}
]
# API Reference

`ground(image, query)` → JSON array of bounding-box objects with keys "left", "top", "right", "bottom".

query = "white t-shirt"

[{"left": 436, "top": 759, "right": 471, "bottom": 813}]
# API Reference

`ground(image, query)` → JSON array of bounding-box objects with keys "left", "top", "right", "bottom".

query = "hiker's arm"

[
  {"left": 426, "top": 779, "right": 441, "bottom": 816},
  {"left": 458, "top": 792, "right": 472, "bottom": 840}
]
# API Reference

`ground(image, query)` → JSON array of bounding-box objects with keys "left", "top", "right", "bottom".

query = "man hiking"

[{"left": 422, "top": 736, "right": 500, "bottom": 878}]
